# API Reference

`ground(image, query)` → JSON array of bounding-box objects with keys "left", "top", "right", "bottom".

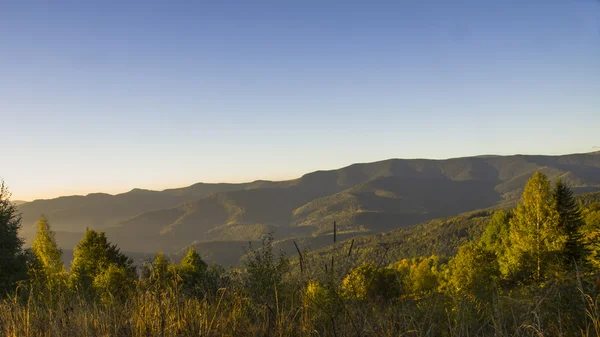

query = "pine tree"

[
  {"left": 507, "top": 171, "right": 563, "bottom": 282},
  {"left": 31, "top": 216, "right": 64, "bottom": 275},
  {"left": 70, "top": 228, "right": 135, "bottom": 296},
  {"left": 180, "top": 247, "right": 207, "bottom": 275},
  {"left": 29, "top": 216, "right": 67, "bottom": 301},
  {"left": 178, "top": 248, "right": 208, "bottom": 296},
  {"left": 0, "top": 180, "right": 26, "bottom": 295},
  {"left": 553, "top": 179, "right": 589, "bottom": 271}
]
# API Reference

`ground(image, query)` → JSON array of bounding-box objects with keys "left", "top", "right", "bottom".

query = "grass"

[{"left": 1, "top": 254, "right": 599, "bottom": 337}]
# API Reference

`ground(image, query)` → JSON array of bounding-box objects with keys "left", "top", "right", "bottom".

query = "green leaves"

[
  {"left": 448, "top": 242, "right": 499, "bottom": 299},
  {"left": 554, "top": 179, "right": 590, "bottom": 271},
  {"left": 0, "top": 181, "right": 26, "bottom": 295},
  {"left": 343, "top": 263, "right": 401, "bottom": 300},
  {"left": 507, "top": 171, "right": 562, "bottom": 282},
  {"left": 31, "top": 216, "right": 64, "bottom": 275},
  {"left": 70, "top": 228, "right": 135, "bottom": 298}
]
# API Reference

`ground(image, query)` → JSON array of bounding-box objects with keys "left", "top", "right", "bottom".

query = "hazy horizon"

[
  {"left": 9, "top": 149, "right": 600, "bottom": 201},
  {"left": 3, "top": 1, "right": 599, "bottom": 201}
]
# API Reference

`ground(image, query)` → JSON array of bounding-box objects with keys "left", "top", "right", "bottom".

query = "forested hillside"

[
  {"left": 2, "top": 172, "right": 600, "bottom": 336},
  {"left": 18, "top": 152, "right": 600, "bottom": 255}
]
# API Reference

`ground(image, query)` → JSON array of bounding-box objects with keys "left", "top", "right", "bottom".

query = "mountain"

[
  {"left": 18, "top": 152, "right": 600, "bottom": 254},
  {"left": 17, "top": 182, "right": 286, "bottom": 238},
  {"left": 13, "top": 200, "right": 28, "bottom": 206},
  {"left": 303, "top": 191, "right": 600, "bottom": 269}
]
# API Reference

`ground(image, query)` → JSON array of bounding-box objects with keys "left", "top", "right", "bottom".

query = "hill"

[
  {"left": 302, "top": 190, "right": 600, "bottom": 269},
  {"left": 17, "top": 182, "right": 285, "bottom": 238},
  {"left": 18, "top": 152, "right": 600, "bottom": 254}
]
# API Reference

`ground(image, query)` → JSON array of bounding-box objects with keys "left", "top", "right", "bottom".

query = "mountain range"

[{"left": 17, "top": 151, "right": 600, "bottom": 262}]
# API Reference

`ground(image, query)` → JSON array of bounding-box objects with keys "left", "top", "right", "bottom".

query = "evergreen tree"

[
  {"left": 146, "top": 251, "right": 175, "bottom": 290},
  {"left": 31, "top": 216, "right": 64, "bottom": 275},
  {"left": 507, "top": 171, "right": 563, "bottom": 282},
  {"left": 177, "top": 248, "right": 208, "bottom": 297},
  {"left": 29, "top": 216, "right": 67, "bottom": 301},
  {"left": 70, "top": 228, "right": 135, "bottom": 296},
  {"left": 553, "top": 179, "right": 589, "bottom": 271},
  {"left": 0, "top": 180, "right": 26, "bottom": 295}
]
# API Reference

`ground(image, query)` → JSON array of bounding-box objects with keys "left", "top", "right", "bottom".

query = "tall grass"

[{"left": 1, "top": 240, "right": 599, "bottom": 336}]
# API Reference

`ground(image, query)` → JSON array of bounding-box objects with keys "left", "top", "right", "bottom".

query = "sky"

[{"left": 1, "top": 0, "right": 599, "bottom": 201}]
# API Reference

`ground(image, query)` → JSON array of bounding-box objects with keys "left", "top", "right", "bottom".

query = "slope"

[{"left": 20, "top": 151, "right": 600, "bottom": 254}]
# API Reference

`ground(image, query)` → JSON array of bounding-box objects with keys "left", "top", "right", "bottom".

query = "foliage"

[
  {"left": 554, "top": 179, "right": 590, "bottom": 271},
  {"left": 342, "top": 263, "right": 401, "bottom": 300},
  {"left": 28, "top": 216, "right": 68, "bottom": 303},
  {"left": 243, "top": 233, "right": 289, "bottom": 304},
  {"left": 92, "top": 264, "right": 136, "bottom": 304},
  {"left": 176, "top": 248, "right": 208, "bottom": 297},
  {"left": 19, "top": 153, "right": 600, "bottom": 259},
  {"left": 479, "top": 209, "right": 511, "bottom": 254},
  {"left": 583, "top": 202, "right": 600, "bottom": 269},
  {"left": 506, "top": 171, "right": 563, "bottom": 282},
  {"left": 0, "top": 181, "right": 26, "bottom": 295},
  {"left": 70, "top": 228, "right": 135, "bottom": 298},
  {"left": 143, "top": 251, "right": 176, "bottom": 290},
  {"left": 31, "top": 216, "right": 64, "bottom": 274},
  {"left": 1, "top": 172, "right": 600, "bottom": 336},
  {"left": 447, "top": 242, "right": 500, "bottom": 299},
  {"left": 405, "top": 256, "right": 440, "bottom": 295}
]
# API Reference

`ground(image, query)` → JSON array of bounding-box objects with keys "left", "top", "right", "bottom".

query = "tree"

[
  {"left": 177, "top": 248, "right": 208, "bottom": 297},
  {"left": 31, "top": 216, "right": 64, "bottom": 275},
  {"left": 142, "top": 252, "right": 177, "bottom": 292},
  {"left": 480, "top": 210, "right": 511, "bottom": 253},
  {"left": 93, "top": 264, "right": 136, "bottom": 304},
  {"left": 0, "top": 180, "right": 26, "bottom": 295},
  {"left": 553, "top": 179, "right": 589, "bottom": 271},
  {"left": 70, "top": 228, "right": 135, "bottom": 297},
  {"left": 582, "top": 203, "right": 600, "bottom": 269},
  {"left": 507, "top": 171, "right": 563, "bottom": 282},
  {"left": 480, "top": 210, "right": 513, "bottom": 276},
  {"left": 342, "top": 263, "right": 401, "bottom": 300},
  {"left": 407, "top": 256, "right": 439, "bottom": 295},
  {"left": 448, "top": 242, "right": 500, "bottom": 299},
  {"left": 244, "top": 233, "right": 289, "bottom": 304},
  {"left": 29, "top": 216, "right": 67, "bottom": 301}
]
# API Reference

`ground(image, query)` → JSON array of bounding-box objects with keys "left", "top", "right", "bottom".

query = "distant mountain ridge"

[{"left": 17, "top": 151, "right": 600, "bottom": 254}]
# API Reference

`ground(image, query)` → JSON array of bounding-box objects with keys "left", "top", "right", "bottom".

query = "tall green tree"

[
  {"left": 29, "top": 216, "right": 67, "bottom": 301},
  {"left": 553, "top": 179, "right": 589, "bottom": 271},
  {"left": 177, "top": 248, "right": 208, "bottom": 297},
  {"left": 0, "top": 180, "right": 26, "bottom": 295},
  {"left": 144, "top": 251, "right": 176, "bottom": 291},
  {"left": 480, "top": 211, "right": 511, "bottom": 249},
  {"left": 31, "top": 216, "right": 64, "bottom": 275},
  {"left": 507, "top": 171, "right": 563, "bottom": 282},
  {"left": 448, "top": 242, "right": 499, "bottom": 299},
  {"left": 480, "top": 210, "right": 513, "bottom": 277},
  {"left": 70, "top": 228, "right": 135, "bottom": 297}
]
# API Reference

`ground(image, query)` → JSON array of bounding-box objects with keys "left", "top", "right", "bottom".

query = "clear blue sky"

[{"left": 2, "top": 0, "right": 599, "bottom": 201}]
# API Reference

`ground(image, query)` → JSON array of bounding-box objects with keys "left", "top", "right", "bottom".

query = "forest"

[{"left": 1, "top": 171, "right": 600, "bottom": 337}]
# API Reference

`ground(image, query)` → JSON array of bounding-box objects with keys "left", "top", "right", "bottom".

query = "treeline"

[{"left": 0, "top": 174, "right": 599, "bottom": 336}]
